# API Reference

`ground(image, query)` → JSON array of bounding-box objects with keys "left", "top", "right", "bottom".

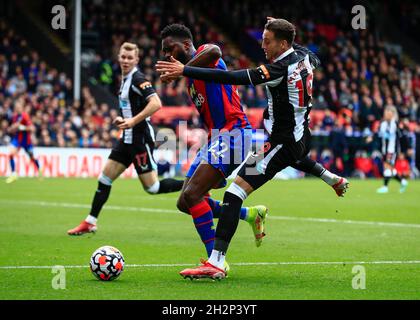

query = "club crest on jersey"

[{"left": 119, "top": 99, "right": 128, "bottom": 108}]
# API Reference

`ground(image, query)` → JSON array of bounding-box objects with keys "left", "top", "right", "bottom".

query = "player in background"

[
  {"left": 160, "top": 24, "right": 268, "bottom": 260},
  {"left": 157, "top": 18, "right": 348, "bottom": 280},
  {"left": 67, "top": 42, "right": 184, "bottom": 235},
  {"left": 376, "top": 106, "right": 408, "bottom": 193},
  {"left": 6, "top": 96, "right": 41, "bottom": 184}
]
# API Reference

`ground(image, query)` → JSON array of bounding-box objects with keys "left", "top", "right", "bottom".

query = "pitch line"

[
  {"left": 0, "top": 260, "right": 419, "bottom": 270},
  {"left": 2, "top": 199, "right": 420, "bottom": 229}
]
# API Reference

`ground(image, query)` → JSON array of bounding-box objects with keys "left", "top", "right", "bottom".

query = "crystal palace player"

[
  {"left": 157, "top": 18, "right": 349, "bottom": 279},
  {"left": 6, "top": 96, "right": 41, "bottom": 184},
  {"left": 67, "top": 42, "right": 183, "bottom": 235},
  {"left": 160, "top": 24, "right": 268, "bottom": 259},
  {"left": 376, "top": 106, "right": 408, "bottom": 194}
]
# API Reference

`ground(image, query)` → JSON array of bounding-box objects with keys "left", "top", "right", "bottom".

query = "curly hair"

[{"left": 160, "top": 23, "right": 193, "bottom": 41}]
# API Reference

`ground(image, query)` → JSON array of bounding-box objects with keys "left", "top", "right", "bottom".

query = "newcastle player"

[
  {"left": 68, "top": 42, "right": 183, "bottom": 235},
  {"left": 376, "top": 106, "right": 408, "bottom": 194}
]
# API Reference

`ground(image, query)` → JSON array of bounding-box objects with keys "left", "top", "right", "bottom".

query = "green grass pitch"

[{"left": 0, "top": 177, "right": 419, "bottom": 300}]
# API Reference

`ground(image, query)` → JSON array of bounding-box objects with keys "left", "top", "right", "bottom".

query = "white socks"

[
  {"left": 320, "top": 169, "right": 338, "bottom": 186},
  {"left": 208, "top": 249, "right": 225, "bottom": 269},
  {"left": 85, "top": 215, "right": 98, "bottom": 225}
]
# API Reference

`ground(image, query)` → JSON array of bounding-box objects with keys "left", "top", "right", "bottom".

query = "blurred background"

[{"left": 1, "top": 0, "right": 419, "bottom": 179}]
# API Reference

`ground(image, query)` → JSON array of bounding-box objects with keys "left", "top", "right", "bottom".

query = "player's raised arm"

[
  {"left": 186, "top": 44, "right": 222, "bottom": 67},
  {"left": 160, "top": 44, "right": 222, "bottom": 83}
]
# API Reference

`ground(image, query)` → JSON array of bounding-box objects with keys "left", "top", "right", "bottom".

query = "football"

[{"left": 90, "top": 245, "right": 125, "bottom": 281}]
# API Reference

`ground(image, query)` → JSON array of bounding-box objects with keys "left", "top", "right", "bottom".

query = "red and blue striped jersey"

[
  {"left": 187, "top": 44, "right": 251, "bottom": 135},
  {"left": 12, "top": 112, "right": 32, "bottom": 145}
]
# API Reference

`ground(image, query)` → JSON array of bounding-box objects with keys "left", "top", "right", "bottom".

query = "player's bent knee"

[
  {"left": 145, "top": 180, "right": 160, "bottom": 194},
  {"left": 98, "top": 173, "right": 113, "bottom": 186},
  {"left": 176, "top": 197, "right": 190, "bottom": 214},
  {"left": 226, "top": 182, "right": 248, "bottom": 201},
  {"left": 183, "top": 187, "right": 201, "bottom": 206}
]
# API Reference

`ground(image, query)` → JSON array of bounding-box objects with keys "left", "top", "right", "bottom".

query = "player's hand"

[
  {"left": 117, "top": 118, "right": 135, "bottom": 129},
  {"left": 160, "top": 73, "right": 180, "bottom": 84},
  {"left": 113, "top": 116, "right": 124, "bottom": 126},
  {"left": 156, "top": 56, "right": 185, "bottom": 78}
]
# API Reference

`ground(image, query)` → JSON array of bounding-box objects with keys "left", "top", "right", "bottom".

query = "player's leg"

[
  {"left": 138, "top": 170, "right": 184, "bottom": 195},
  {"left": 182, "top": 162, "right": 226, "bottom": 257},
  {"left": 180, "top": 157, "right": 270, "bottom": 280},
  {"left": 387, "top": 154, "right": 408, "bottom": 193},
  {"left": 6, "top": 145, "right": 19, "bottom": 183},
  {"left": 25, "top": 146, "right": 42, "bottom": 177},
  {"left": 180, "top": 139, "right": 306, "bottom": 279},
  {"left": 377, "top": 157, "right": 393, "bottom": 193},
  {"left": 397, "top": 167, "right": 409, "bottom": 193},
  {"left": 204, "top": 196, "right": 251, "bottom": 221},
  {"left": 67, "top": 159, "right": 126, "bottom": 235},
  {"left": 68, "top": 141, "right": 130, "bottom": 235},
  {"left": 134, "top": 141, "right": 184, "bottom": 194},
  {"left": 292, "top": 157, "right": 349, "bottom": 197}
]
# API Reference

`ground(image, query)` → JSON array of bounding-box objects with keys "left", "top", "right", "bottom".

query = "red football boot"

[
  {"left": 67, "top": 220, "right": 97, "bottom": 235},
  {"left": 180, "top": 261, "right": 226, "bottom": 280}
]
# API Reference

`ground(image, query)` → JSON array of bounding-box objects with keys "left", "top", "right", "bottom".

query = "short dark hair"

[
  {"left": 160, "top": 24, "right": 193, "bottom": 41},
  {"left": 264, "top": 19, "right": 296, "bottom": 45}
]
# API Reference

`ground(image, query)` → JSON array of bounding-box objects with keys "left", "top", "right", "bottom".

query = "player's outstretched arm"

[{"left": 156, "top": 58, "right": 251, "bottom": 85}]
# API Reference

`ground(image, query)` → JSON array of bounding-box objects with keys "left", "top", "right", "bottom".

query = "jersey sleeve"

[
  {"left": 195, "top": 44, "right": 220, "bottom": 68},
  {"left": 247, "top": 62, "right": 288, "bottom": 86},
  {"left": 132, "top": 74, "right": 157, "bottom": 100}
]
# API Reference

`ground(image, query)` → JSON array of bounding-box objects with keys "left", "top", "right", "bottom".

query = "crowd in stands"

[
  {"left": 80, "top": 0, "right": 252, "bottom": 107},
  {"left": 0, "top": 19, "right": 120, "bottom": 149},
  {"left": 1, "top": 0, "right": 420, "bottom": 177}
]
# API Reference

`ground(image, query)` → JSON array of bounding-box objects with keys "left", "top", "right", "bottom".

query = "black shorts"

[
  {"left": 108, "top": 139, "right": 157, "bottom": 175},
  {"left": 238, "top": 135, "right": 309, "bottom": 191}
]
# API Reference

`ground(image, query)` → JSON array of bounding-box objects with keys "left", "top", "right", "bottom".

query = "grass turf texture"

[{"left": 0, "top": 178, "right": 419, "bottom": 300}]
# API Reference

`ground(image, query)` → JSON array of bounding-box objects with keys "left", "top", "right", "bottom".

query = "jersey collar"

[
  {"left": 123, "top": 66, "right": 138, "bottom": 79},
  {"left": 273, "top": 47, "right": 295, "bottom": 63}
]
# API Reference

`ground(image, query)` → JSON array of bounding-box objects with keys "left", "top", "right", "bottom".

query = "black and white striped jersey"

[
  {"left": 379, "top": 119, "right": 400, "bottom": 155},
  {"left": 118, "top": 67, "right": 157, "bottom": 145},
  {"left": 247, "top": 44, "right": 320, "bottom": 144}
]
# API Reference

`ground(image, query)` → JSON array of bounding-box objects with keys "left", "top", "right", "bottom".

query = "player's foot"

[
  {"left": 247, "top": 205, "right": 267, "bottom": 247},
  {"left": 400, "top": 179, "right": 408, "bottom": 193},
  {"left": 200, "top": 258, "right": 230, "bottom": 274},
  {"left": 223, "top": 260, "right": 230, "bottom": 274},
  {"left": 67, "top": 220, "right": 97, "bottom": 235},
  {"left": 331, "top": 176, "right": 349, "bottom": 197},
  {"left": 180, "top": 261, "right": 226, "bottom": 280},
  {"left": 5, "top": 174, "right": 18, "bottom": 184},
  {"left": 376, "top": 186, "right": 389, "bottom": 194}
]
